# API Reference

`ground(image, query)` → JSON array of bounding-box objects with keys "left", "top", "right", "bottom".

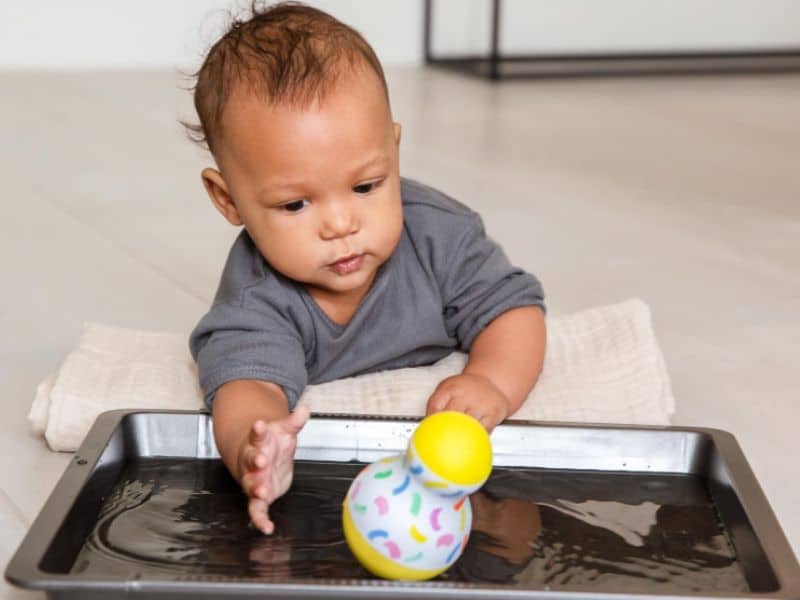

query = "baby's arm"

[
  {"left": 427, "top": 306, "right": 546, "bottom": 431},
  {"left": 212, "top": 379, "right": 310, "bottom": 534}
]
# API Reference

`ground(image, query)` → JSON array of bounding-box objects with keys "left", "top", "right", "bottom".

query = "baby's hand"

[
  {"left": 425, "top": 373, "right": 509, "bottom": 431},
  {"left": 236, "top": 405, "right": 310, "bottom": 534}
]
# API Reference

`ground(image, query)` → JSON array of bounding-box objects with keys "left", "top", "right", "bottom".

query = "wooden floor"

[{"left": 1, "top": 68, "right": 798, "bottom": 595}]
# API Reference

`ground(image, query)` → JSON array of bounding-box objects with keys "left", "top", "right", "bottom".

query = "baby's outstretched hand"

[
  {"left": 236, "top": 405, "right": 310, "bottom": 534},
  {"left": 426, "top": 373, "right": 509, "bottom": 431}
]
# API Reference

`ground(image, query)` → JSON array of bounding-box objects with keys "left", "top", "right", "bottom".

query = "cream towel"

[{"left": 30, "top": 298, "right": 674, "bottom": 452}]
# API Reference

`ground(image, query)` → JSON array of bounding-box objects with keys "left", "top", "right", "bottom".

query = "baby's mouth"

[{"left": 329, "top": 253, "right": 365, "bottom": 276}]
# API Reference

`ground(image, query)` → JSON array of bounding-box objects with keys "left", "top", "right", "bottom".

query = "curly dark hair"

[{"left": 182, "top": 1, "right": 389, "bottom": 153}]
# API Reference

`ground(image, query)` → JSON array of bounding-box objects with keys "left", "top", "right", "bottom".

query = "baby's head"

[{"left": 187, "top": 2, "right": 403, "bottom": 305}]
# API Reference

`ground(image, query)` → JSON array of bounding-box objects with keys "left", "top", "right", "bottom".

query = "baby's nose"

[{"left": 320, "top": 200, "right": 359, "bottom": 239}]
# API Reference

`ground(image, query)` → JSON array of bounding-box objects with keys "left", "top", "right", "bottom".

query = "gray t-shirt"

[{"left": 189, "top": 178, "right": 545, "bottom": 409}]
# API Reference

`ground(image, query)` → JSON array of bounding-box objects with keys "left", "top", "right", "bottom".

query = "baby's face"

[{"left": 203, "top": 68, "right": 403, "bottom": 307}]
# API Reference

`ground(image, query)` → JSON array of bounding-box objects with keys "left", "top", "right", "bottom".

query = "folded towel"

[{"left": 30, "top": 298, "right": 675, "bottom": 452}]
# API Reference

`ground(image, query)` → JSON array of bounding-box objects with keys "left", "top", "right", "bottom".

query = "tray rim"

[{"left": 5, "top": 409, "right": 800, "bottom": 599}]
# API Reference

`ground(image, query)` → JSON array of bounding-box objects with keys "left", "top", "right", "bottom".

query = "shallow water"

[{"left": 71, "top": 458, "right": 749, "bottom": 591}]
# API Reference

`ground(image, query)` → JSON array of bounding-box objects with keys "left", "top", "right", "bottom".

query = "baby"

[{"left": 187, "top": 2, "right": 546, "bottom": 535}]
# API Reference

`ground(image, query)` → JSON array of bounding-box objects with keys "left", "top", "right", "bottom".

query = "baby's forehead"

[
  {"left": 216, "top": 66, "right": 391, "bottom": 144},
  {"left": 213, "top": 76, "right": 394, "bottom": 173}
]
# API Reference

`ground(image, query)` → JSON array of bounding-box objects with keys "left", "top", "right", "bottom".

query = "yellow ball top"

[{"left": 410, "top": 411, "right": 492, "bottom": 486}]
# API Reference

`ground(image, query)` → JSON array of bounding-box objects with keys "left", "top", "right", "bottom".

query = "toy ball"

[{"left": 342, "top": 411, "right": 493, "bottom": 580}]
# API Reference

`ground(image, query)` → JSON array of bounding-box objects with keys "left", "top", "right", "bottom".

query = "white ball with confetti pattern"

[{"left": 342, "top": 411, "right": 493, "bottom": 580}]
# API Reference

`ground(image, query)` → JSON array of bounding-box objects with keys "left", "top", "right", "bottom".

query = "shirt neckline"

[{"left": 298, "top": 253, "right": 395, "bottom": 334}]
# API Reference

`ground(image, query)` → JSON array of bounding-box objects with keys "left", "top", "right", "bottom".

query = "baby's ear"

[
  {"left": 201, "top": 168, "right": 243, "bottom": 226},
  {"left": 393, "top": 122, "right": 402, "bottom": 146}
]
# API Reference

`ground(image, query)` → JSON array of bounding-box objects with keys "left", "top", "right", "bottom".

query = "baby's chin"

[
  {"left": 313, "top": 265, "right": 380, "bottom": 293},
  {"left": 321, "top": 272, "right": 376, "bottom": 293}
]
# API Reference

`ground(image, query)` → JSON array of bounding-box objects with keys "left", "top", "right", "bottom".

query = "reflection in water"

[{"left": 71, "top": 459, "right": 749, "bottom": 591}]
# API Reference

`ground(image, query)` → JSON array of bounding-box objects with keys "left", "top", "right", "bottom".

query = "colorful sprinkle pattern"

[{"left": 345, "top": 452, "right": 474, "bottom": 573}]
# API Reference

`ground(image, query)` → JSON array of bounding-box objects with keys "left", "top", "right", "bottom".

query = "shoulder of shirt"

[
  {"left": 214, "top": 230, "right": 296, "bottom": 309},
  {"left": 401, "top": 177, "right": 479, "bottom": 223}
]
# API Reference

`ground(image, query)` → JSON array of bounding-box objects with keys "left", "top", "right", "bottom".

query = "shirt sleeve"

[
  {"left": 189, "top": 301, "right": 308, "bottom": 410},
  {"left": 438, "top": 213, "right": 545, "bottom": 350}
]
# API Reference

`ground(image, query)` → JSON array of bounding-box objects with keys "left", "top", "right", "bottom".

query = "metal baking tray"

[{"left": 6, "top": 410, "right": 800, "bottom": 599}]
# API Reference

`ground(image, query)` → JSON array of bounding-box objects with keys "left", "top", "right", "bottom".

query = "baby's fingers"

[
  {"left": 241, "top": 470, "right": 269, "bottom": 499},
  {"left": 462, "top": 403, "right": 500, "bottom": 431},
  {"left": 248, "top": 497, "right": 275, "bottom": 535},
  {"left": 477, "top": 413, "right": 495, "bottom": 432},
  {"left": 242, "top": 445, "right": 268, "bottom": 472},
  {"left": 249, "top": 420, "right": 269, "bottom": 445},
  {"left": 281, "top": 404, "right": 310, "bottom": 435},
  {"left": 426, "top": 391, "right": 451, "bottom": 415}
]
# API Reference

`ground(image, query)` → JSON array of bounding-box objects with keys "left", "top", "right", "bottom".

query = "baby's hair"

[{"left": 183, "top": 1, "right": 389, "bottom": 153}]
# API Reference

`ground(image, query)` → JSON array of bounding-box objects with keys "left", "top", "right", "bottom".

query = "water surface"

[{"left": 71, "top": 458, "right": 748, "bottom": 592}]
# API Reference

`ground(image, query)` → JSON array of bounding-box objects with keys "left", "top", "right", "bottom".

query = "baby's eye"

[
  {"left": 282, "top": 199, "right": 309, "bottom": 213},
  {"left": 353, "top": 179, "right": 382, "bottom": 195}
]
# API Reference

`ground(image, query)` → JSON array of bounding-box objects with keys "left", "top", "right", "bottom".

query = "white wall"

[
  {"left": 432, "top": 0, "right": 800, "bottom": 56},
  {"left": 0, "top": 0, "right": 422, "bottom": 69},
  {"left": 1, "top": 0, "right": 799, "bottom": 70}
]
